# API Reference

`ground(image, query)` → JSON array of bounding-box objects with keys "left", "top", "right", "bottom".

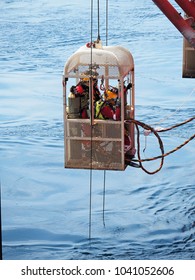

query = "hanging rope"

[
  {"left": 155, "top": 116, "right": 195, "bottom": 132},
  {"left": 153, "top": 88, "right": 195, "bottom": 127},
  {"left": 102, "top": 170, "right": 106, "bottom": 227},
  {"left": 125, "top": 117, "right": 195, "bottom": 175},
  {"left": 97, "top": 0, "right": 101, "bottom": 41},
  {"left": 143, "top": 116, "right": 195, "bottom": 155},
  {"left": 88, "top": 0, "right": 109, "bottom": 232},
  {"left": 96, "top": 0, "right": 107, "bottom": 227},
  {"left": 88, "top": 0, "right": 94, "bottom": 240},
  {"left": 106, "top": 0, "right": 108, "bottom": 45}
]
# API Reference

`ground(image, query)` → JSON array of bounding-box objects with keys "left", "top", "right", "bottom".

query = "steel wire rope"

[
  {"left": 143, "top": 116, "right": 195, "bottom": 154},
  {"left": 102, "top": 170, "right": 106, "bottom": 227},
  {"left": 155, "top": 116, "right": 195, "bottom": 132},
  {"left": 88, "top": 0, "right": 94, "bottom": 240},
  {"left": 106, "top": 0, "right": 108, "bottom": 45},
  {"left": 89, "top": 0, "right": 109, "bottom": 228},
  {"left": 140, "top": 88, "right": 194, "bottom": 154},
  {"left": 89, "top": 0, "right": 105, "bottom": 238},
  {"left": 153, "top": 88, "right": 195, "bottom": 127},
  {"left": 102, "top": 0, "right": 109, "bottom": 227},
  {"left": 97, "top": 0, "right": 101, "bottom": 41}
]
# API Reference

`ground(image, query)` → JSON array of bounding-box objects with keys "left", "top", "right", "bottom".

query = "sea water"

[{"left": 0, "top": 0, "right": 194, "bottom": 260}]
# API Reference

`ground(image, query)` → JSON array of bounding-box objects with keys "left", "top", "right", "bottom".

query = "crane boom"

[
  {"left": 152, "top": 0, "right": 195, "bottom": 78},
  {"left": 152, "top": 0, "right": 195, "bottom": 47}
]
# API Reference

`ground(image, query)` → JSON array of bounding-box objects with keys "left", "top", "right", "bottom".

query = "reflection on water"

[{"left": 0, "top": 0, "right": 194, "bottom": 260}]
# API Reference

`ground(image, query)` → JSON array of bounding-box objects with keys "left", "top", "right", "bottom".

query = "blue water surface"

[{"left": 0, "top": 0, "right": 194, "bottom": 260}]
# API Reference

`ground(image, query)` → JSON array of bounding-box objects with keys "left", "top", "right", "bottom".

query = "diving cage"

[{"left": 62, "top": 43, "right": 135, "bottom": 170}]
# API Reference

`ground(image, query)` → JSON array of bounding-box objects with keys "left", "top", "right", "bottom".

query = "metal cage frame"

[{"left": 62, "top": 44, "right": 135, "bottom": 171}]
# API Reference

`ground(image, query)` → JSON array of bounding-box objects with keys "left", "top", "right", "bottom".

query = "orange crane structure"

[{"left": 152, "top": 0, "right": 195, "bottom": 78}]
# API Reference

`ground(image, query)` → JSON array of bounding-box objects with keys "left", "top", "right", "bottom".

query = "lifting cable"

[
  {"left": 89, "top": 0, "right": 94, "bottom": 240},
  {"left": 102, "top": 170, "right": 106, "bottom": 227},
  {"left": 126, "top": 117, "right": 195, "bottom": 175},
  {"left": 102, "top": 0, "right": 109, "bottom": 227},
  {"left": 97, "top": 0, "right": 101, "bottom": 41},
  {"left": 154, "top": 116, "right": 195, "bottom": 132},
  {"left": 153, "top": 88, "right": 194, "bottom": 127},
  {"left": 89, "top": 0, "right": 109, "bottom": 236},
  {"left": 106, "top": 0, "right": 108, "bottom": 45}
]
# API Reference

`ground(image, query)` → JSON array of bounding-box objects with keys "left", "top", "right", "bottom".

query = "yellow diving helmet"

[
  {"left": 81, "top": 77, "right": 89, "bottom": 83},
  {"left": 104, "top": 88, "right": 118, "bottom": 100},
  {"left": 80, "top": 70, "right": 98, "bottom": 83}
]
